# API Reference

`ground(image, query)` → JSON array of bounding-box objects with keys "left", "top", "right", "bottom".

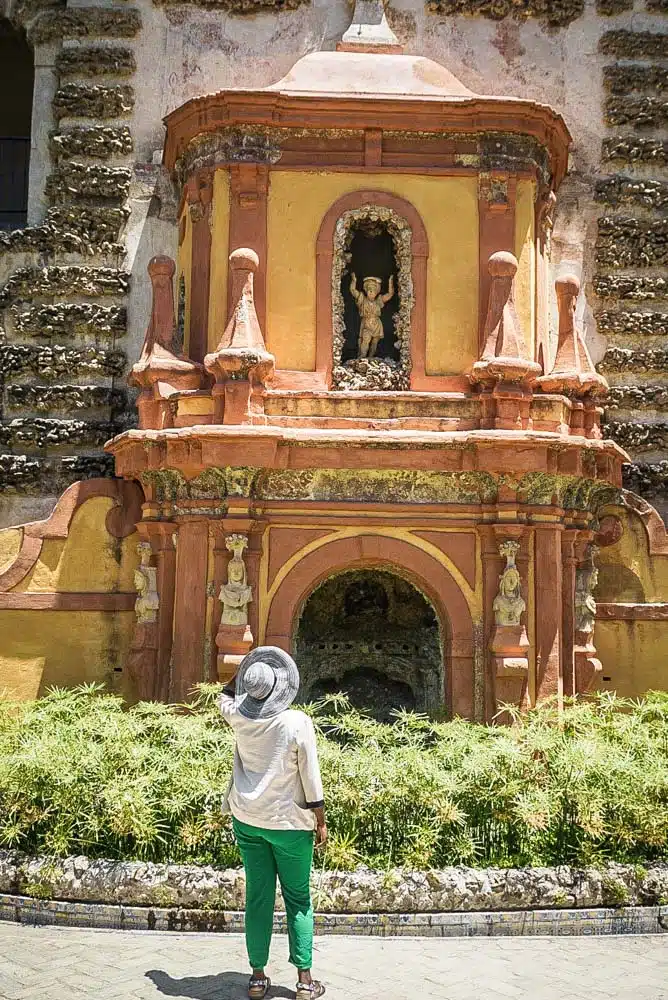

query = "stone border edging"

[{"left": 1, "top": 893, "right": 667, "bottom": 937}]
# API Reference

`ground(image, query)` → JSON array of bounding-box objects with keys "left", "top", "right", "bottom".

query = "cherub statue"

[
  {"left": 219, "top": 533, "right": 253, "bottom": 626},
  {"left": 349, "top": 272, "right": 395, "bottom": 359}
]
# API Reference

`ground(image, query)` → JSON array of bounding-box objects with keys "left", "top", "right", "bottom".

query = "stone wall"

[{"left": 0, "top": 0, "right": 667, "bottom": 526}]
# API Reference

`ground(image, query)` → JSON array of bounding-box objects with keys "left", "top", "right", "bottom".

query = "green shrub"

[{"left": 0, "top": 685, "right": 666, "bottom": 870}]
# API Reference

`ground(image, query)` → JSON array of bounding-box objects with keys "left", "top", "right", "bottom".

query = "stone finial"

[
  {"left": 129, "top": 255, "right": 202, "bottom": 393},
  {"left": 471, "top": 252, "right": 541, "bottom": 387},
  {"left": 204, "top": 248, "right": 275, "bottom": 387},
  {"left": 338, "top": 0, "right": 402, "bottom": 54},
  {"left": 537, "top": 274, "right": 608, "bottom": 398}
]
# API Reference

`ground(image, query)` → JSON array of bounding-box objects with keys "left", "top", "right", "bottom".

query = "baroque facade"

[{"left": 0, "top": 0, "right": 666, "bottom": 715}]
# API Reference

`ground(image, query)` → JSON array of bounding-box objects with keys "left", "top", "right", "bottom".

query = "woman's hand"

[{"left": 315, "top": 822, "right": 328, "bottom": 850}]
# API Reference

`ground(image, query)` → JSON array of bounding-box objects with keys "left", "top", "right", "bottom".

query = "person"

[
  {"left": 219, "top": 646, "right": 327, "bottom": 1000},
  {"left": 349, "top": 272, "right": 395, "bottom": 359}
]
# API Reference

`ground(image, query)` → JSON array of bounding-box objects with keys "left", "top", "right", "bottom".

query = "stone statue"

[
  {"left": 575, "top": 548, "right": 599, "bottom": 634},
  {"left": 219, "top": 533, "right": 253, "bottom": 626},
  {"left": 349, "top": 272, "right": 395, "bottom": 359},
  {"left": 493, "top": 540, "right": 526, "bottom": 626},
  {"left": 134, "top": 542, "right": 159, "bottom": 624}
]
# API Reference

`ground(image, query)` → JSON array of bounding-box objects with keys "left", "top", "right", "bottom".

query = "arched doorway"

[
  {"left": 0, "top": 20, "right": 33, "bottom": 230},
  {"left": 293, "top": 568, "right": 443, "bottom": 720}
]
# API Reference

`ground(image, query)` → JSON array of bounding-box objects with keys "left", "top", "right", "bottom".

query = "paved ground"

[{"left": 0, "top": 924, "right": 666, "bottom": 1000}]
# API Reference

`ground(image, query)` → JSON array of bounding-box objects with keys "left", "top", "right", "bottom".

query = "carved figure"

[
  {"left": 350, "top": 273, "right": 395, "bottom": 359},
  {"left": 134, "top": 542, "right": 159, "bottom": 623},
  {"left": 220, "top": 534, "right": 253, "bottom": 626},
  {"left": 493, "top": 540, "right": 526, "bottom": 626},
  {"left": 575, "top": 549, "right": 599, "bottom": 634}
]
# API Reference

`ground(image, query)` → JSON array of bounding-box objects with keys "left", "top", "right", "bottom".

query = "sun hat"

[{"left": 235, "top": 645, "right": 300, "bottom": 720}]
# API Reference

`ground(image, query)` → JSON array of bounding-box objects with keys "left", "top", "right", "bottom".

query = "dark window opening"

[
  {"left": 340, "top": 220, "right": 399, "bottom": 363},
  {"left": 0, "top": 20, "right": 33, "bottom": 231}
]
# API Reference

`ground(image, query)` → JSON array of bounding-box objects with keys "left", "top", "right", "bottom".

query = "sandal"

[
  {"left": 296, "top": 981, "right": 326, "bottom": 1000},
  {"left": 248, "top": 975, "right": 271, "bottom": 999}
]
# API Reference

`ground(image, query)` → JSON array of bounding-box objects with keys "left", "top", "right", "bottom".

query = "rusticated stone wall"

[{"left": 1, "top": 0, "right": 668, "bottom": 525}]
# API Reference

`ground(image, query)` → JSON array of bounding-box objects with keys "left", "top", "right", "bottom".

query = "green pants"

[{"left": 233, "top": 818, "right": 315, "bottom": 971}]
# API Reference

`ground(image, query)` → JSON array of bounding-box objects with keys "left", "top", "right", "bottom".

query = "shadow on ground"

[{"left": 146, "top": 969, "right": 296, "bottom": 999}]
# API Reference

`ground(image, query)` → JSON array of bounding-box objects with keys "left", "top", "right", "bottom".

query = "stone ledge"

[
  {"left": 604, "top": 419, "right": 668, "bottom": 452},
  {"left": 29, "top": 8, "right": 142, "bottom": 44},
  {"left": 600, "top": 30, "right": 668, "bottom": 59},
  {"left": 0, "top": 266, "right": 130, "bottom": 304},
  {"left": 601, "top": 346, "right": 668, "bottom": 374},
  {"left": 605, "top": 96, "right": 668, "bottom": 128},
  {"left": 597, "top": 0, "right": 633, "bottom": 13},
  {"left": 53, "top": 84, "right": 134, "bottom": 121},
  {"left": 606, "top": 384, "right": 668, "bottom": 410},
  {"left": 1, "top": 851, "right": 666, "bottom": 914},
  {"left": 424, "top": 0, "right": 584, "bottom": 26},
  {"left": 46, "top": 164, "right": 132, "bottom": 203},
  {"left": 0, "top": 345, "right": 126, "bottom": 380},
  {"left": 597, "top": 310, "right": 668, "bottom": 337},
  {"left": 51, "top": 126, "right": 134, "bottom": 161},
  {"left": 0, "top": 206, "right": 128, "bottom": 256},
  {"left": 56, "top": 46, "right": 136, "bottom": 79},
  {"left": 0, "top": 418, "right": 128, "bottom": 449},
  {"left": 594, "top": 274, "right": 667, "bottom": 300},
  {"left": 1, "top": 894, "right": 666, "bottom": 937},
  {"left": 596, "top": 217, "right": 668, "bottom": 270},
  {"left": 603, "top": 136, "right": 668, "bottom": 166},
  {"left": 0, "top": 453, "right": 114, "bottom": 494},
  {"left": 11, "top": 302, "right": 127, "bottom": 338},
  {"left": 595, "top": 176, "right": 668, "bottom": 212},
  {"left": 153, "top": 0, "right": 307, "bottom": 7},
  {"left": 5, "top": 385, "right": 127, "bottom": 414},
  {"left": 604, "top": 65, "right": 668, "bottom": 96},
  {"left": 623, "top": 461, "right": 668, "bottom": 497}
]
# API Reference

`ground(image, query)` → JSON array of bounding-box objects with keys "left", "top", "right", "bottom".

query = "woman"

[{"left": 219, "top": 646, "right": 327, "bottom": 1000}]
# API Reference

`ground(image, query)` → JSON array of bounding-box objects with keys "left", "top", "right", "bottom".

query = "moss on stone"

[
  {"left": 602, "top": 136, "right": 668, "bottom": 166},
  {"left": 0, "top": 453, "right": 115, "bottom": 494},
  {"left": 56, "top": 46, "right": 136, "bottom": 78},
  {"left": 595, "top": 176, "right": 668, "bottom": 211},
  {"left": 29, "top": 7, "right": 141, "bottom": 44},
  {"left": 600, "top": 30, "right": 668, "bottom": 58},
  {"left": 425, "top": 0, "right": 584, "bottom": 25},
  {"left": 11, "top": 303, "right": 127, "bottom": 339},
  {"left": 46, "top": 164, "right": 132, "bottom": 203},
  {"left": 0, "top": 267, "right": 130, "bottom": 304},
  {"left": 604, "top": 64, "right": 668, "bottom": 95},
  {"left": 605, "top": 96, "right": 668, "bottom": 128},
  {"left": 0, "top": 418, "right": 120, "bottom": 449},
  {"left": 53, "top": 84, "right": 134, "bottom": 121},
  {"left": 51, "top": 126, "right": 133, "bottom": 161},
  {"left": 596, "top": 217, "right": 668, "bottom": 269}
]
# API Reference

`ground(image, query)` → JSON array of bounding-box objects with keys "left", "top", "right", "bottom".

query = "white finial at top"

[{"left": 338, "top": 0, "right": 402, "bottom": 53}]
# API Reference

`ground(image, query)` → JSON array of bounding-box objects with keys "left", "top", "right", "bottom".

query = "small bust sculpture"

[
  {"left": 493, "top": 540, "right": 526, "bottom": 627},
  {"left": 134, "top": 542, "right": 159, "bottom": 624},
  {"left": 349, "top": 272, "right": 395, "bottom": 359},
  {"left": 220, "top": 533, "right": 253, "bottom": 626}
]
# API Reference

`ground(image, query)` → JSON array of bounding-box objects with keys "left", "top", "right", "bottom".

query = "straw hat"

[{"left": 234, "top": 645, "right": 300, "bottom": 720}]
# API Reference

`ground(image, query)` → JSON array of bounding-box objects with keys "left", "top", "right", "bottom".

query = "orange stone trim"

[
  {"left": 187, "top": 170, "right": 214, "bottom": 364},
  {"left": 264, "top": 532, "right": 475, "bottom": 718},
  {"left": 228, "top": 164, "right": 269, "bottom": 332},
  {"left": 315, "top": 189, "right": 429, "bottom": 388}
]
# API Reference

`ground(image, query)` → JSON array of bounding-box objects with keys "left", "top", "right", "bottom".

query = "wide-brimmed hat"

[{"left": 235, "top": 646, "right": 300, "bottom": 720}]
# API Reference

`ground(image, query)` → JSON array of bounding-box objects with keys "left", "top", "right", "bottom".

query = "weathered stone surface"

[
  {"left": 53, "top": 84, "right": 134, "bottom": 121},
  {"left": 647, "top": 0, "right": 668, "bottom": 11},
  {"left": 597, "top": 310, "right": 668, "bottom": 338},
  {"left": 594, "top": 274, "right": 668, "bottom": 300},
  {"left": 595, "top": 176, "right": 668, "bottom": 211},
  {"left": 600, "top": 346, "right": 668, "bottom": 374},
  {"left": 425, "top": 0, "right": 584, "bottom": 26},
  {"left": 5, "top": 385, "right": 126, "bottom": 414},
  {"left": 0, "top": 851, "right": 666, "bottom": 913},
  {"left": 596, "top": 217, "right": 668, "bottom": 269},
  {"left": 603, "top": 136, "right": 668, "bottom": 166},
  {"left": 0, "top": 418, "right": 121, "bottom": 449},
  {"left": 0, "top": 454, "right": 114, "bottom": 493},
  {"left": 56, "top": 46, "right": 136, "bottom": 78},
  {"left": 153, "top": 0, "right": 307, "bottom": 7},
  {"left": 51, "top": 126, "right": 133, "bottom": 161},
  {"left": 606, "top": 385, "right": 668, "bottom": 411},
  {"left": 604, "top": 65, "right": 668, "bottom": 95},
  {"left": 600, "top": 30, "right": 668, "bottom": 58},
  {"left": 604, "top": 420, "right": 668, "bottom": 452},
  {"left": 46, "top": 165, "right": 132, "bottom": 203},
  {"left": 0, "top": 206, "right": 127, "bottom": 256},
  {"left": 605, "top": 96, "right": 668, "bottom": 128},
  {"left": 11, "top": 303, "right": 126, "bottom": 339},
  {"left": 597, "top": 0, "right": 633, "bottom": 12},
  {"left": 29, "top": 8, "right": 141, "bottom": 44},
  {"left": 623, "top": 460, "right": 668, "bottom": 498},
  {"left": 0, "top": 267, "right": 130, "bottom": 304},
  {"left": 0, "top": 345, "right": 126, "bottom": 380}
]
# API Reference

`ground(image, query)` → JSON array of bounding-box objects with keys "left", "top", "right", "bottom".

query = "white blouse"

[{"left": 219, "top": 694, "right": 325, "bottom": 832}]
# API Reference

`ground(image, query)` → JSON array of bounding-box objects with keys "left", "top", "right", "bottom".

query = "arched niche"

[
  {"left": 0, "top": 20, "right": 33, "bottom": 230},
  {"left": 264, "top": 533, "right": 476, "bottom": 719},
  {"left": 316, "top": 191, "right": 429, "bottom": 390}
]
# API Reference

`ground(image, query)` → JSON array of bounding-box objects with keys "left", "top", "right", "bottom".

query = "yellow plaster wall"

[
  {"left": 176, "top": 202, "right": 192, "bottom": 355},
  {"left": 265, "top": 171, "right": 479, "bottom": 374},
  {"left": 596, "top": 621, "right": 668, "bottom": 698},
  {"left": 514, "top": 179, "right": 536, "bottom": 359},
  {"left": 207, "top": 168, "right": 230, "bottom": 353},
  {"left": 13, "top": 498, "right": 138, "bottom": 594},
  {"left": 0, "top": 528, "right": 22, "bottom": 575},
  {"left": 0, "top": 611, "right": 135, "bottom": 699}
]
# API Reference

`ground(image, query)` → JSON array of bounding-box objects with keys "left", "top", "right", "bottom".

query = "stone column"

[
  {"left": 534, "top": 523, "right": 564, "bottom": 703},
  {"left": 187, "top": 170, "right": 213, "bottom": 363},
  {"left": 561, "top": 528, "right": 578, "bottom": 699},
  {"left": 171, "top": 517, "right": 209, "bottom": 701},
  {"left": 128, "top": 519, "right": 177, "bottom": 702}
]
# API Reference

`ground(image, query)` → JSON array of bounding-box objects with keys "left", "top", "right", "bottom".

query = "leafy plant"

[{"left": 0, "top": 685, "right": 666, "bottom": 870}]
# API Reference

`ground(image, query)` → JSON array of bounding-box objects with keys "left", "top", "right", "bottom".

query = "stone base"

[
  {"left": 490, "top": 623, "right": 530, "bottom": 722},
  {"left": 215, "top": 623, "right": 253, "bottom": 683},
  {"left": 574, "top": 637, "right": 603, "bottom": 694}
]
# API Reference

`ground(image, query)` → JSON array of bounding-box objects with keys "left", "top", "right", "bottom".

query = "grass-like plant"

[{"left": 0, "top": 684, "right": 666, "bottom": 870}]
